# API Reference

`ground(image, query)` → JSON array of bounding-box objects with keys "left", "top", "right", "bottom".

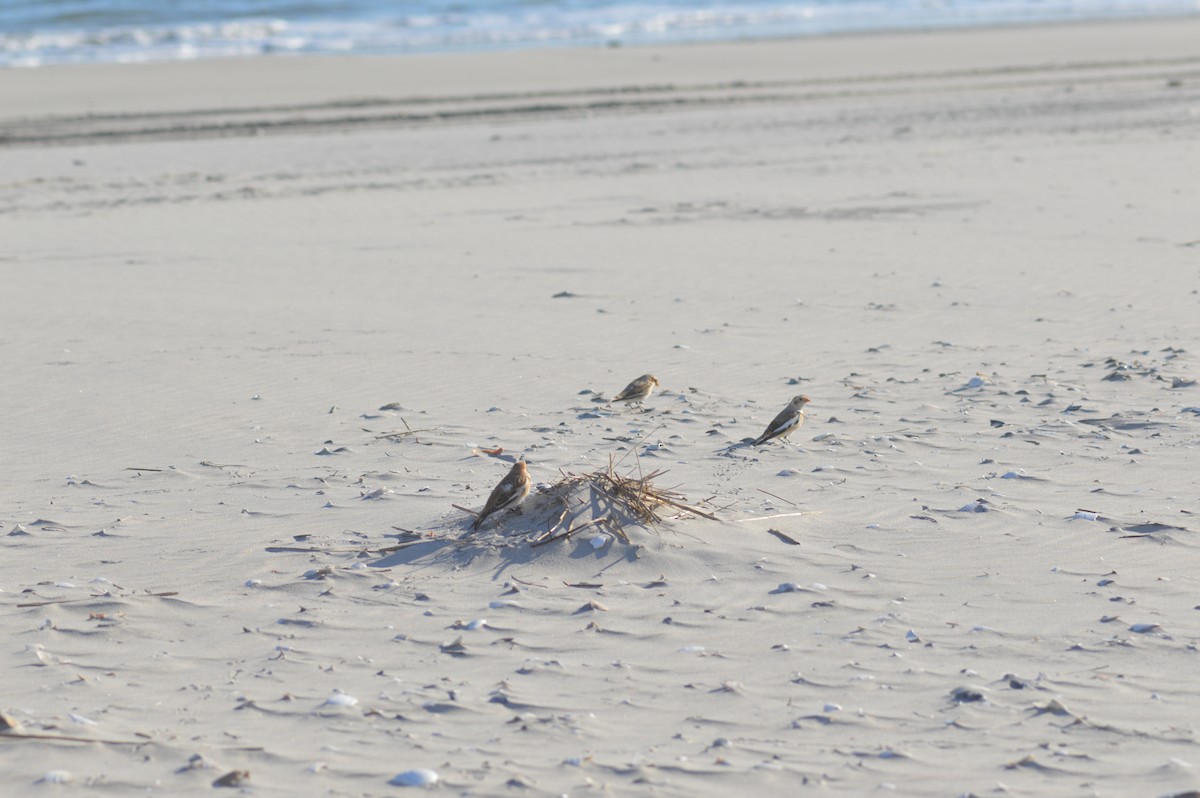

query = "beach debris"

[
  {"left": 1129, "top": 622, "right": 1163, "bottom": 634},
  {"left": 1030, "top": 698, "right": 1077, "bottom": 718},
  {"left": 440, "top": 636, "right": 467, "bottom": 654},
  {"left": 390, "top": 769, "right": 439, "bottom": 787},
  {"left": 320, "top": 692, "right": 359, "bottom": 708},
  {"left": 529, "top": 455, "right": 715, "bottom": 547},
  {"left": 958, "top": 499, "right": 990, "bottom": 513},
  {"left": 1071, "top": 510, "right": 1100, "bottom": 521},
  {"left": 949, "top": 686, "right": 986, "bottom": 703},
  {"left": 0, "top": 712, "right": 24, "bottom": 732},
  {"left": 36, "top": 771, "right": 73, "bottom": 784},
  {"left": 212, "top": 770, "right": 250, "bottom": 788},
  {"left": 905, "top": 630, "right": 921, "bottom": 643},
  {"left": 766, "top": 528, "right": 801, "bottom": 545},
  {"left": 951, "top": 373, "right": 990, "bottom": 392}
]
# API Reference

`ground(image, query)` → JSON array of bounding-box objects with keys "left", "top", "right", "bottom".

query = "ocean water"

[{"left": 1, "top": 0, "right": 1197, "bottom": 67}]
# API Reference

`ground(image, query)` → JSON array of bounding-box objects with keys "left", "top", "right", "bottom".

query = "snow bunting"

[
  {"left": 610, "top": 374, "right": 659, "bottom": 404},
  {"left": 472, "top": 460, "right": 531, "bottom": 531},
  {"left": 753, "top": 395, "right": 811, "bottom": 446}
]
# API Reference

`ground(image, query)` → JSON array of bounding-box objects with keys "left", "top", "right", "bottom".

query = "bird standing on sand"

[
  {"left": 753, "top": 395, "right": 811, "bottom": 446},
  {"left": 472, "top": 460, "right": 531, "bottom": 531},
  {"left": 610, "top": 374, "right": 659, "bottom": 405}
]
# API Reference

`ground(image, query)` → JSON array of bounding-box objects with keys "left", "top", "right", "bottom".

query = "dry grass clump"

[{"left": 531, "top": 455, "right": 716, "bottom": 548}]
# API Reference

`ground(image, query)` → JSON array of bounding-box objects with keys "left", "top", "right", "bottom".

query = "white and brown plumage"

[
  {"left": 753, "top": 395, "right": 811, "bottom": 446},
  {"left": 472, "top": 460, "right": 531, "bottom": 531},
  {"left": 610, "top": 374, "right": 659, "bottom": 405}
]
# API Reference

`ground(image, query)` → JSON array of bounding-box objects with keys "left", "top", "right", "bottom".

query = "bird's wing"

[{"left": 755, "top": 408, "right": 799, "bottom": 443}]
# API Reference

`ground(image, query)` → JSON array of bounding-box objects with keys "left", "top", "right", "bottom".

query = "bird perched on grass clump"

[{"left": 472, "top": 460, "right": 531, "bottom": 531}]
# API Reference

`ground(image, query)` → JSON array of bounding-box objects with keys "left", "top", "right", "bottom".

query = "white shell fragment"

[
  {"left": 390, "top": 768, "right": 439, "bottom": 787},
  {"left": 321, "top": 692, "right": 359, "bottom": 707},
  {"left": 1071, "top": 511, "right": 1099, "bottom": 521},
  {"left": 37, "top": 771, "right": 73, "bottom": 784},
  {"left": 905, "top": 630, "right": 921, "bottom": 643},
  {"left": 1129, "top": 623, "right": 1163, "bottom": 634}
]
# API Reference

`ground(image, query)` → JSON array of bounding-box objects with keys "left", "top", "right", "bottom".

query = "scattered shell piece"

[
  {"left": 1130, "top": 623, "right": 1163, "bottom": 634},
  {"left": 590, "top": 535, "right": 609, "bottom": 550},
  {"left": 212, "top": 770, "right": 250, "bottom": 788},
  {"left": 0, "top": 712, "right": 24, "bottom": 732},
  {"left": 823, "top": 703, "right": 841, "bottom": 713},
  {"left": 68, "top": 712, "right": 97, "bottom": 725},
  {"left": 37, "top": 771, "right": 74, "bottom": 784},
  {"left": 1071, "top": 511, "right": 1100, "bottom": 521},
  {"left": 441, "top": 637, "right": 467, "bottom": 653},
  {"left": 958, "top": 499, "right": 989, "bottom": 513},
  {"left": 949, "top": 686, "right": 986, "bottom": 703},
  {"left": 321, "top": 692, "right": 359, "bottom": 708},
  {"left": 1031, "top": 698, "right": 1075, "bottom": 717},
  {"left": 390, "top": 769, "right": 439, "bottom": 787},
  {"left": 244, "top": 579, "right": 263, "bottom": 588},
  {"left": 178, "top": 754, "right": 215, "bottom": 772},
  {"left": 679, "top": 645, "right": 705, "bottom": 654},
  {"left": 488, "top": 600, "right": 521, "bottom": 609},
  {"left": 465, "top": 619, "right": 487, "bottom": 631},
  {"left": 905, "top": 630, "right": 921, "bottom": 643}
]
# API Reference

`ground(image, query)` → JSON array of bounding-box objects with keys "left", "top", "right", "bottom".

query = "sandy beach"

[{"left": 3, "top": 17, "right": 1200, "bottom": 796}]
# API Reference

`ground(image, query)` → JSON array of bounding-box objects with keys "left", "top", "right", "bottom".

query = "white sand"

[{"left": 3, "top": 18, "right": 1200, "bottom": 796}]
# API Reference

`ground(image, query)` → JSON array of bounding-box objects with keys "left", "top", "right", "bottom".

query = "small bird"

[
  {"left": 610, "top": 374, "right": 660, "bottom": 405},
  {"left": 472, "top": 460, "right": 531, "bottom": 531},
  {"left": 753, "top": 395, "right": 811, "bottom": 446}
]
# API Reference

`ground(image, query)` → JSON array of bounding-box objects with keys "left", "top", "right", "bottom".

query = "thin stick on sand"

[
  {"left": 736, "top": 511, "right": 822, "bottom": 523},
  {"left": 531, "top": 517, "right": 609, "bottom": 548}
]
